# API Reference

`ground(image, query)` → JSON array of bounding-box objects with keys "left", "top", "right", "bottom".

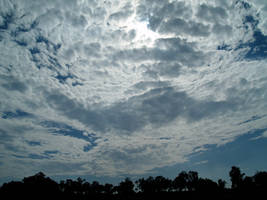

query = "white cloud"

[{"left": 0, "top": 0, "right": 267, "bottom": 180}]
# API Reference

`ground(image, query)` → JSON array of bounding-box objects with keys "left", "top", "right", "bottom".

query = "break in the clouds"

[{"left": 0, "top": 0, "right": 267, "bottom": 180}]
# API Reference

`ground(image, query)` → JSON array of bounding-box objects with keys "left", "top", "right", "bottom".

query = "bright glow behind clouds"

[
  {"left": 125, "top": 15, "right": 161, "bottom": 47},
  {"left": 0, "top": 0, "right": 267, "bottom": 181}
]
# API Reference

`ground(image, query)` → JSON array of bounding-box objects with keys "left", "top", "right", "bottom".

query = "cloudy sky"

[{"left": 1, "top": 0, "right": 267, "bottom": 184}]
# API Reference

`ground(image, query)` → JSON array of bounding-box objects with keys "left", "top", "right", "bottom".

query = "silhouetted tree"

[
  {"left": 91, "top": 181, "right": 103, "bottom": 194},
  {"left": 2, "top": 167, "right": 267, "bottom": 200},
  {"left": 116, "top": 177, "right": 135, "bottom": 198},
  {"left": 242, "top": 176, "right": 254, "bottom": 191},
  {"left": 196, "top": 178, "right": 218, "bottom": 192},
  {"left": 136, "top": 176, "right": 155, "bottom": 193},
  {"left": 217, "top": 179, "right": 226, "bottom": 191},
  {"left": 187, "top": 171, "right": 199, "bottom": 191},
  {"left": 229, "top": 166, "right": 244, "bottom": 189},
  {"left": 103, "top": 183, "right": 114, "bottom": 194},
  {"left": 153, "top": 176, "right": 172, "bottom": 192},
  {"left": 253, "top": 171, "right": 267, "bottom": 189},
  {"left": 173, "top": 171, "right": 188, "bottom": 192},
  {"left": 0, "top": 181, "right": 24, "bottom": 199},
  {"left": 21, "top": 172, "right": 60, "bottom": 199}
]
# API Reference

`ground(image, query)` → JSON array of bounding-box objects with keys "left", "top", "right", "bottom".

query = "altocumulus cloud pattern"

[{"left": 0, "top": 0, "right": 267, "bottom": 181}]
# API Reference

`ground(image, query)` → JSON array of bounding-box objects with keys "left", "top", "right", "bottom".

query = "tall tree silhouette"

[
  {"left": 229, "top": 166, "right": 244, "bottom": 189},
  {"left": 173, "top": 171, "right": 188, "bottom": 191}
]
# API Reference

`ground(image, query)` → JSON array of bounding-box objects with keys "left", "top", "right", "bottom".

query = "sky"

[{"left": 0, "top": 0, "right": 267, "bottom": 185}]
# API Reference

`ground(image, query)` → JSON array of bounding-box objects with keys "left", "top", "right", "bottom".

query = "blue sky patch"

[
  {"left": 28, "top": 153, "right": 49, "bottom": 160},
  {"left": 147, "top": 128, "right": 267, "bottom": 184},
  {"left": 2, "top": 110, "right": 33, "bottom": 119},
  {"left": 26, "top": 141, "right": 41, "bottom": 146},
  {"left": 40, "top": 120, "right": 98, "bottom": 144},
  {"left": 55, "top": 73, "right": 74, "bottom": 84},
  {"left": 244, "top": 31, "right": 267, "bottom": 59},
  {"left": 238, "top": 114, "right": 267, "bottom": 125}
]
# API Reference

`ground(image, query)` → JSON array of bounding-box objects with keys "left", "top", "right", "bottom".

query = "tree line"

[{"left": 0, "top": 166, "right": 267, "bottom": 200}]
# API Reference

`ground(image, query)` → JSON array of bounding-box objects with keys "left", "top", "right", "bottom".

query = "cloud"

[
  {"left": 112, "top": 37, "right": 206, "bottom": 67},
  {"left": 196, "top": 4, "right": 228, "bottom": 23},
  {"left": 44, "top": 86, "right": 238, "bottom": 134},
  {"left": 158, "top": 18, "right": 211, "bottom": 37},
  {"left": 108, "top": 3, "right": 134, "bottom": 22},
  {"left": 0, "top": 0, "right": 267, "bottom": 180},
  {"left": 141, "top": 62, "right": 182, "bottom": 79},
  {"left": 1, "top": 77, "right": 28, "bottom": 92}
]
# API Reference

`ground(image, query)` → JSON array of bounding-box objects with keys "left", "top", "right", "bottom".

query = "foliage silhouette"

[
  {"left": 1, "top": 166, "right": 267, "bottom": 200},
  {"left": 173, "top": 171, "right": 188, "bottom": 191},
  {"left": 229, "top": 166, "right": 245, "bottom": 189}
]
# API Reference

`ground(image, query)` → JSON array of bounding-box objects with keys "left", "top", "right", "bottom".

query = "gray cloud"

[
  {"left": 83, "top": 42, "right": 101, "bottom": 57},
  {"left": 152, "top": 38, "right": 206, "bottom": 66},
  {"left": 65, "top": 12, "right": 87, "bottom": 28},
  {"left": 137, "top": 0, "right": 210, "bottom": 37},
  {"left": 45, "top": 86, "right": 237, "bottom": 134},
  {"left": 158, "top": 18, "right": 211, "bottom": 37},
  {"left": 113, "top": 37, "right": 206, "bottom": 67},
  {"left": 137, "top": 0, "right": 191, "bottom": 24},
  {"left": 108, "top": 3, "right": 134, "bottom": 22},
  {"left": 132, "top": 81, "right": 170, "bottom": 91},
  {"left": 197, "top": 4, "right": 228, "bottom": 23},
  {"left": 141, "top": 62, "right": 182, "bottom": 79},
  {"left": 212, "top": 23, "right": 232, "bottom": 36},
  {"left": 1, "top": 76, "right": 28, "bottom": 92}
]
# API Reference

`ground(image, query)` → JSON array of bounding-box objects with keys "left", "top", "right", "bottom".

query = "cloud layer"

[{"left": 0, "top": 0, "right": 267, "bottom": 179}]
